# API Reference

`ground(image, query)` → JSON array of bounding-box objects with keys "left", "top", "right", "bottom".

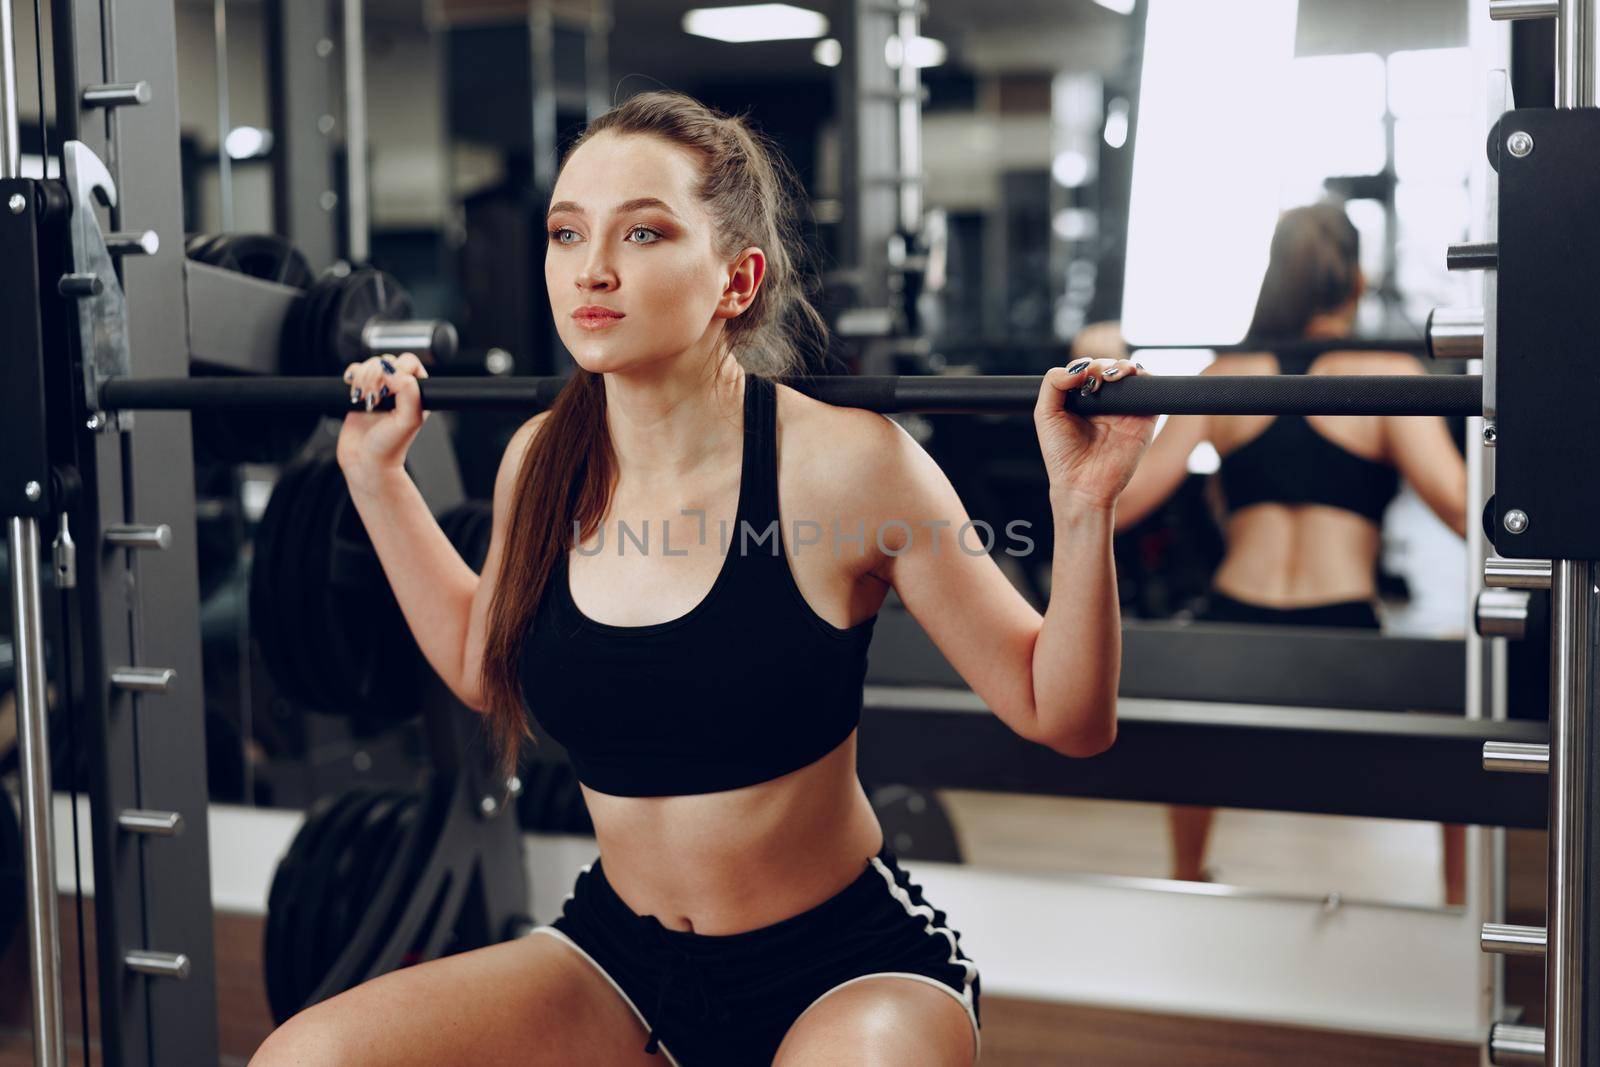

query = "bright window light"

[
  {"left": 885, "top": 34, "right": 947, "bottom": 69},
  {"left": 1094, "top": 0, "right": 1137, "bottom": 13},
  {"left": 683, "top": 4, "right": 828, "bottom": 43},
  {"left": 1122, "top": 0, "right": 1298, "bottom": 346},
  {"left": 1388, "top": 48, "right": 1473, "bottom": 118},
  {"left": 1290, "top": 53, "right": 1386, "bottom": 122},
  {"left": 813, "top": 37, "right": 841, "bottom": 67},
  {"left": 1394, "top": 116, "right": 1473, "bottom": 182}
]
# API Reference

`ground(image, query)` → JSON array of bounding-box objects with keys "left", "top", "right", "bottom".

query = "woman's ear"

[{"left": 717, "top": 247, "right": 767, "bottom": 319}]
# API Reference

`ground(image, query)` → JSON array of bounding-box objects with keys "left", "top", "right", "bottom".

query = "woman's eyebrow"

[{"left": 545, "top": 197, "right": 680, "bottom": 222}]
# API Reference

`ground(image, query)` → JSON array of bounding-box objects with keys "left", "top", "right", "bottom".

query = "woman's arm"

[
  {"left": 856, "top": 359, "right": 1153, "bottom": 757},
  {"left": 457, "top": 412, "right": 550, "bottom": 708},
  {"left": 1112, "top": 412, "right": 1207, "bottom": 530},
  {"left": 341, "top": 410, "right": 547, "bottom": 710},
  {"left": 1378, "top": 358, "right": 1469, "bottom": 538}
]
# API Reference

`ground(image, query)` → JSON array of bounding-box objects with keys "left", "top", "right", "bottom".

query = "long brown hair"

[
  {"left": 476, "top": 91, "right": 826, "bottom": 777},
  {"left": 1246, "top": 200, "right": 1361, "bottom": 340}
]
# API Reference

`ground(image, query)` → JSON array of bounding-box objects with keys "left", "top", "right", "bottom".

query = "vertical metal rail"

[
  {"left": 2, "top": 5, "right": 67, "bottom": 1064},
  {"left": 0, "top": 0, "right": 19, "bottom": 168},
  {"left": 528, "top": 0, "right": 555, "bottom": 196},
  {"left": 342, "top": 0, "right": 367, "bottom": 262},
  {"left": 8, "top": 519, "right": 66, "bottom": 1067},
  {"left": 1546, "top": 563, "right": 1594, "bottom": 1067},
  {"left": 893, "top": 0, "right": 921, "bottom": 236},
  {"left": 213, "top": 0, "right": 232, "bottom": 230},
  {"left": 1545, "top": 6, "right": 1596, "bottom": 1065}
]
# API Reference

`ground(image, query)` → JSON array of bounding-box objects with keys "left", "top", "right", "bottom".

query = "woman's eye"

[
  {"left": 626, "top": 226, "right": 662, "bottom": 245},
  {"left": 549, "top": 228, "right": 580, "bottom": 245}
]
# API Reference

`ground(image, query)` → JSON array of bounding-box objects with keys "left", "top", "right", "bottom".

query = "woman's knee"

[{"left": 248, "top": 1003, "right": 355, "bottom": 1067}]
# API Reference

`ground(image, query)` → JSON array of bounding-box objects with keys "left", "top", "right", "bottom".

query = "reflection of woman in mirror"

[{"left": 1077, "top": 201, "right": 1469, "bottom": 903}]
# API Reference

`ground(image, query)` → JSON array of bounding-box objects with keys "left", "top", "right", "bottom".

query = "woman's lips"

[{"left": 573, "top": 307, "right": 625, "bottom": 330}]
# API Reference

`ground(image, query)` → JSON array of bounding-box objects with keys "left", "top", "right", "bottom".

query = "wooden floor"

[{"left": 0, "top": 899, "right": 1488, "bottom": 1066}]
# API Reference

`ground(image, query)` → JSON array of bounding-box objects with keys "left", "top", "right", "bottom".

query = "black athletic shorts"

[
  {"left": 531, "top": 847, "right": 980, "bottom": 1065},
  {"left": 1200, "top": 590, "right": 1381, "bottom": 630}
]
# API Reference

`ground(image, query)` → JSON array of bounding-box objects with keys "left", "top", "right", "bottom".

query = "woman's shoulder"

[
  {"left": 772, "top": 380, "right": 925, "bottom": 515},
  {"left": 774, "top": 380, "right": 906, "bottom": 472}
]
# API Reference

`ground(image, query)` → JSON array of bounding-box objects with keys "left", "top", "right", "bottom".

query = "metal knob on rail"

[
  {"left": 124, "top": 950, "right": 191, "bottom": 980},
  {"left": 104, "top": 523, "right": 171, "bottom": 550},
  {"left": 105, "top": 230, "right": 160, "bottom": 257},
  {"left": 1448, "top": 242, "right": 1498, "bottom": 271},
  {"left": 1426, "top": 306, "right": 1485, "bottom": 360},
  {"left": 111, "top": 667, "right": 176, "bottom": 694},
  {"left": 1485, "top": 556, "right": 1553, "bottom": 590},
  {"left": 1483, "top": 741, "right": 1550, "bottom": 775},
  {"left": 1488, "top": 1023, "right": 1546, "bottom": 1066},
  {"left": 82, "top": 81, "right": 152, "bottom": 108},
  {"left": 117, "top": 810, "right": 184, "bottom": 837},
  {"left": 360, "top": 320, "right": 459, "bottom": 362},
  {"left": 1490, "top": 0, "right": 1559, "bottom": 17},
  {"left": 1482, "top": 922, "right": 1547, "bottom": 957},
  {"left": 1477, "top": 588, "right": 1532, "bottom": 639}
]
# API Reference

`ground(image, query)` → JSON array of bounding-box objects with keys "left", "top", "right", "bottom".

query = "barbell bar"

[{"left": 99, "top": 373, "right": 1485, "bottom": 418}]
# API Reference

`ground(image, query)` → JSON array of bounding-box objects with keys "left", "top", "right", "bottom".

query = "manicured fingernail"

[
  {"left": 1067, "top": 360, "right": 1091, "bottom": 375},
  {"left": 365, "top": 392, "right": 376, "bottom": 412},
  {"left": 344, "top": 372, "right": 353, "bottom": 383},
  {"left": 351, "top": 386, "right": 360, "bottom": 403},
  {"left": 1103, "top": 367, "right": 1123, "bottom": 380},
  {"left": 380, "top": 385, "right": 391, "bottom": 399},
  {"left": 381, "top": 359, "right": 395, "bottom": 375},
  {"left": 1082, "top": 376, "right": 1100, "bottom": 394},
  {"left": 1136, "top": 363, "right": 1146, "bottom": 371}
]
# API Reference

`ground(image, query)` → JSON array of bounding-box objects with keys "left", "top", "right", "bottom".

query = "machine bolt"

[
  {"left": 86, "top": 413, "right": 104, "bottom": 431},
  {"left": 1507, "top": 130, "right": 1534, "bottom": 158},
  {"left": 1483, "top": 423, "right": 1498, "bottom": 445},
  {"left": 7, "top": 193, "right": 25, "bottom": 214},
  {"left": 1504, "top": 509, "right": 1530, "bottom": 535},
  {"left": 479, "top": 795, "right": 500, "bottom": 817},
  {"left": 24, "top": 481, "right": 42, "bottom": 501}
]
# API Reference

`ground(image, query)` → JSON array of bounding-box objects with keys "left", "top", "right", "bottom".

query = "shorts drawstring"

[{"left": 641, "top": 917, "right": 733, "bottom": 1055}]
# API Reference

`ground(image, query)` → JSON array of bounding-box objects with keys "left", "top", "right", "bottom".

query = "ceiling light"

[
  {"left": 683, "top": 4, "right": 829, "bottom": 44},
  {"left": 1103, "top": 97, "right": 1130, "bottom": 149},
  {"left": 224, "top": 126, "right": 274, "bottom": 160}
]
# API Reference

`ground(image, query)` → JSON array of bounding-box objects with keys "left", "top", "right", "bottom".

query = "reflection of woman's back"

[
  {"left": 1096, "top": 200, "right": 1468, "bottom": 897},
  {"left": 1209, "top": 203, "right": 1401, "bottom": 621},
  {"left": 1204, "top": 348, "right": 1400, "bottom": 625}
]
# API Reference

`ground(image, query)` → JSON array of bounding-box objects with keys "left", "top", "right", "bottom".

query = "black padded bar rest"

[{"left": 101, "top": 373, "right": 1483, "bottom": 417}]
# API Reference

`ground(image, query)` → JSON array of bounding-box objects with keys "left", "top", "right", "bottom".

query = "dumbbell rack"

[{"left": 1466, "top": 2, "right": 1600, "bottom": 1065}]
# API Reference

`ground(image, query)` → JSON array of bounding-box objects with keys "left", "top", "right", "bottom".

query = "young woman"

[
  {"left": 250, "top": 91, "right": 1155, "bottom": 1067},
  {"left": 1085, "top": 202, "right": 1468, "bottom": 897}
]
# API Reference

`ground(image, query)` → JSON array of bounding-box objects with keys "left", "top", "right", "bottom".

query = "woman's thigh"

[
  {"left": 249, "top": 929, "right": 666, "bottom": 1067},
  {"left": 771, "top": 975, "right": 977, "bottom": 1067}
]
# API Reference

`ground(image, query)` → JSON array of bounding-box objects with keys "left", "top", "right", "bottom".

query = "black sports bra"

[
  {"left": 518, "top": 374, "right": 879, "bottom": 797},
  {"left": 1216, "top": 350, "right": 1400, "bottom": 524}
]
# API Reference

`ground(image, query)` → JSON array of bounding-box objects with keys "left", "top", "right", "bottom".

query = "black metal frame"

[{"left": 859, "top": 687, "right": 1549, "bottom": 829}]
